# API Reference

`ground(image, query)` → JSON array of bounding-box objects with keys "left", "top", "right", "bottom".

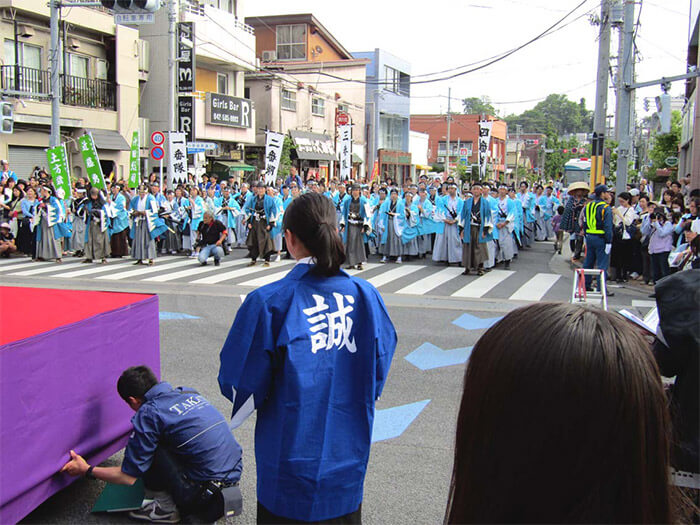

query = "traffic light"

[
  {"left": 0, "top": 101, "right": 13, "bottom": 134},
  {"left": 100, "top": 0, "right": 162, "bottom": 11}
]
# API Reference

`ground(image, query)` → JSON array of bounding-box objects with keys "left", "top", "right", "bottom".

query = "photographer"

[
  {"left": 642, "top": 211, "right": 673, "bottom": 284},
  {"left": 196, "top": 211, "right": 227, "bottom": 267},
  {"left": 61, "top": 366, "right": 242, "bottom": 523}
]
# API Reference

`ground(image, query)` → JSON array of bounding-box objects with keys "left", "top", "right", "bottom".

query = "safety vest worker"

[{"left": 582, "top": 184, "right": 614, "bottom": 294}]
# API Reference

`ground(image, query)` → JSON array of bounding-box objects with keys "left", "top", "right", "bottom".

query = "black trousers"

[
  {"left": 142, "top": 447, "right": 223, "bottom": 522},
  {"left": 257, "top": 502, "right": 361, "bottom": 524}
]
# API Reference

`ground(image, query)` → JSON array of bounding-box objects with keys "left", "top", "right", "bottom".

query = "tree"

[
  {"left": 505, "top": 94, "right": 593, "bottom": 135},
  {"left": 542, "top": 126, "right": 581, "bottom": 178},
  {"left": 648, "top": 111, "right": 682, "bottom": 180},
  {"left": 462, "top": 96, "right": 495, "bottom": 116},
  {"left": 277, "top": 134, "right": 295, "bottom": 178}
]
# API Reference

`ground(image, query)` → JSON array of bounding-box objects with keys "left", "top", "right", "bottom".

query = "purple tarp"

[{"left": 0, "top": 294, "right": 160, "bottom": 523}]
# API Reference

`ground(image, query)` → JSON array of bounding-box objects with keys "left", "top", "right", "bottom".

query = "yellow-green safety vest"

[{"left": 584, "top": 201, "right": 606, "bottom": 234}]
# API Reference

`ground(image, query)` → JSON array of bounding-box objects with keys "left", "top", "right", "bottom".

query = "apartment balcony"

[
  {"left": 180, "top": 0, "right": 256, "bottom": 71},
  {"left": 0, "top": 66, "right": 116, "bottom": 111}
]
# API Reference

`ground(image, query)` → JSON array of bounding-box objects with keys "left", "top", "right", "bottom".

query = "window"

[
  {"left": 276, "top": 24, "right": 306, "bottom": 61},
  {"left": 68, "top": 54, "right": 89, "bottom": 78},
  {"left": 96, "top": 59, "right": 108, "bottom": 80},
  {"left": 337, "top": 103, "right": 348, "bottom": 114},
  {"left": 4, "top": 40, "right": 42, "bottom": 69},
  {"left": 384, "top": 66, "right": 400, "bottom": 94},
  {"left": 438, "top": 141, "right": 473, "bottom": 157},
  {"left": 311, "top": 97, "right": 325, "bottom": 117},
  {"left": 281, "top": 89, "right": 296, "bottom": 111},
  {"left": 217, "top": 73, "right": 228, "bottom": 94},
  {"left": 379, "top": 115, "right": 405, "bottom": 150},
  {"left": 4, "top": 40, "right": 43, "bottom": 92}
]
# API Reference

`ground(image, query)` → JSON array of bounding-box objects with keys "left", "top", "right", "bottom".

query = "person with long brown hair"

[{"left": 446, "top": 302, "right": 675, "bottom": 524}]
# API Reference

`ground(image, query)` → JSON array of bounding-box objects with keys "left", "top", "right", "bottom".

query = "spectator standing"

[
  {"left": 643, "top": 212, "right": 674, "bottom": 284},
  {"left": 560, "top": 181, "right": 589, "bottom": 261},
  {"left": 0, "top": 159, "right": 17, "bottom": 183},
  {"left": 611, "top": 192, "right": 638, "bottom": 282}
]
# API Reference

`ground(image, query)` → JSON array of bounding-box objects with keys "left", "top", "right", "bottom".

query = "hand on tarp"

[{"left": 60, "top": 449, "right": 89, "bottom": 477}]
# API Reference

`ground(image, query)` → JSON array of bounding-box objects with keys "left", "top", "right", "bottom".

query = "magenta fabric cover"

[{"left": 0, "top": 293, "right": 160, "bottom": 523}]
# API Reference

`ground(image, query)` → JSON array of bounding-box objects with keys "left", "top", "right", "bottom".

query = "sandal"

[{"left": 148, "top": 260, "right": 154, "bottom": 266}]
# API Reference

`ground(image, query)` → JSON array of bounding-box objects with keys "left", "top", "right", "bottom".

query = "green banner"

[
  {"left": 128, "top": 131, "right": 140, "bottom": 188},
  {"left": 77, "top": 133, "right": 106, "bottom": 189},
  {"left": 46, "top": 144, "right": 71, "bottom": 199}
]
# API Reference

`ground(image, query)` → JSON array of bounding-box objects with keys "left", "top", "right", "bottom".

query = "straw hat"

[{"left": 567, "top": 182, "right": 590, "bottom": 193}]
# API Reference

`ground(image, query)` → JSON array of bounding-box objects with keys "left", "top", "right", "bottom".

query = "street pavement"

[{"left": 10, "top": 241, "right": 654, "bottom": 524}]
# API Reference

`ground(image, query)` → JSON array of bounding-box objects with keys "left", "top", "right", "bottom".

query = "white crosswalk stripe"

[
  {"left": 8, "top": 261, "right": 86, "bottom": 276},
  {"left": 191, "top": 260, "right": 295, "bottom": 285},
  {"left": 0, "top": 260, "right": 54, "bottom": 273},
  {"left": 365, "top": 264, "right": 423, "bottom": 288},
  {"left": 0, "top": 257, "right": 38, "bottom": 266},
  {"left": 509, "top": 273, "right": 561, "bottom": 301},
  {"left": 55, "top": 260, "right": 135, "bottom": 278},
  {"left": 96, "top": 258, "right": 195, "bottom": 280},
  {"left": 344, "top": 262, "right": 380, "bottom": 275},
  {"left": 395, "top": 267, "right": 464, "bottom": 295},
  {"left": 143, "top": 258, "right": 249, "bottom": 282},
  {"left": 240, "top": 269, "right": 292, "bottom": 287},
  {"left": 451, "top": 270, "right": 515, "bottom": 298}
]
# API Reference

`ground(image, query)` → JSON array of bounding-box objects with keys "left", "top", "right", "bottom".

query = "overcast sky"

[{"left": 248, "top": 0, "right": 697, "bottom": 120}]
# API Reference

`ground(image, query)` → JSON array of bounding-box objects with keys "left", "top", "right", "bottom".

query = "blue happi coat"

[
  {"left": 377, "top": 198, "right": 405, "bottom": 245},
  {"left": 244, "top": 194, "right": 278, "bottom": 225},
  {"left": 37, "top": 197, "right": 71, "bottom": 241},
  {"left": 460, "top": 196, "right": 494, "bottom": 244},
  {"left": 215, "top": 195, "right": 242, "bottom": 229},
  {"left": 539, "top": 194, "right": 561, "bottom": 220},
  {"left": 416, "top": 197, "right": 439, "bottom": 236},
  {"left": 339, "top": 196, "right": 371, "bottom": 243},
  {"left": 218, "top": 264, "right": 396, "bottom": 522},
  {"left": 172, "top": 197, "right": 191, "bottom": 233},
  {"left": 129, "top": 194, "right": 167, "bottom": 240},
  {"left": 189, "top": 196, "right": 205, "bottom": 233},
  {"left": 109, "top": 193, "right": 129, "bottom": 235},
  {"left": 434, "top": 195, "right": 464, "bottom": 235},
  {"left": 401, "top": 201, "right": 420, "bottom": 243},
  {"left": 269, "top": 196, "right": 285, "bottom": 239}
]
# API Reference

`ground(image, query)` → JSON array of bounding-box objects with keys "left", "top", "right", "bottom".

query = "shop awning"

[
  {"left": 351, "top": 153, "right": 363, "bottom": 165},
  {"left": 214, "top": 161, "right": 256, "bottom": 172},
  {"left": 85, "top": 128, "right": 130, "bottom": 151},
  {"left": 290, "top": 130, "right": 336, "bottom": 161},
  {"left": 415, "top": 164, "right": 432, "bottom": 171}
]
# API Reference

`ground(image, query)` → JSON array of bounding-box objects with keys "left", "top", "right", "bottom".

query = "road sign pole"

[{"left": 160, "top": 156, "right": 164, "bottom": 190}]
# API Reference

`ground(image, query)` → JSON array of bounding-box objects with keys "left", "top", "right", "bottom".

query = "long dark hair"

[
  {"left": 446, "top": 302, "right": 674, "bottom": 524},
  {"left": 283, "top": 192, "right": 345, "bottom": 277}
]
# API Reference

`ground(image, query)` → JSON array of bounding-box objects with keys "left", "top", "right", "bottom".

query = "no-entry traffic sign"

[
  {"left": 337, "top": 112, "right": 350, "bottom": 126},
  {"left": 151, "top": 146, "right": 165, "bottom": 160},
  {"left": 151, "top": 131, "right": 165, "bottom": 145}
]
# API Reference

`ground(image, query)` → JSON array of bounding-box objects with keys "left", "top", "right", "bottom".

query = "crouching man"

[{"left": 61, "top": 366, "right": 243, "bottom": 523}]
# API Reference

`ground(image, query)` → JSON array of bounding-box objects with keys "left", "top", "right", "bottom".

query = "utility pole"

[
  {"left": 49, "top": 0, "right": 61, "bottom": 147},
  {"left": 590, "top": 0, "right": 612, "bottom": 189},
  {"left": 514, "top": 124, "right": 522, "bottom": 183},
  {"left": 616, "top": 0, "right": 635, "bottom": 195},
  {"left": 446, "top": 87, "right": 451, "bottom": 176},
  {"left": 168, "top": 0, "right": 177, "bottom": 134}
]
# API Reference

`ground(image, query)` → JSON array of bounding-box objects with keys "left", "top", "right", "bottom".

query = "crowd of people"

[{"left": 57, "top": 191, "right": 698, "bottom": 524}]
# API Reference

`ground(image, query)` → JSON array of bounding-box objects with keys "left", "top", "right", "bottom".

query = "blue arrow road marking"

[
  {"left": 371, "top": 399, "right": 430, "bottom": 443},
  {"left": 159, "top": 312, "right": 201, "bottom": 320},
  {"left": 452, "top": 313, "right": 503, "bottom": 331},
  {"left": 405, "top": 342, "right": 474, "bottom": 371}
]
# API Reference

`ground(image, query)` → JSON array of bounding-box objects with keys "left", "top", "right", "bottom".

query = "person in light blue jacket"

[{"left": 108, "top": 184, "right": 129, "bottom": 257}]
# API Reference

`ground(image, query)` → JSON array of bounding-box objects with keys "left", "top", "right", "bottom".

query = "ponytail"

[{"left": 283, "top": 192, "right": 346, "bottom": 277}]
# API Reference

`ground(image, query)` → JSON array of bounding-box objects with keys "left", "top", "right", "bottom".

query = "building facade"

[
  {"left": 410, "top": 113, "right": 507, "bottom": 178},
  {"left": 245, "top": 14, "right": 366, "bottom": 182},
  {"left": 139, "top": 0, "right": 257, "bottom": 181},
  {"left": 0, "top": 0, "right": 141, "bottom": 182},
  {"left": 352, "top": 49, "right": 411, "bottom": 184},
  {"left": 680, "top": 13, "right": 699, "bottom": 188}
]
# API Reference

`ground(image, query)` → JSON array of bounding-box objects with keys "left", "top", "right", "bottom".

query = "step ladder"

[{"left": 571, "top": 268, "right": 608, "bottom": 310}]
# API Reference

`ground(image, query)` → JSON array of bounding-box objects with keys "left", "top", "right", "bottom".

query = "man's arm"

[{"left": 60, "top": 450, "right": 137, "bottom": 485}]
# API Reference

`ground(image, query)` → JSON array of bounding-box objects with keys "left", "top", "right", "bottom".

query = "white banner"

[
  {"left": 338, "top": 124, "right": 352, "bottom": 181},
  {"left": 264, "top": 131, "right": 284, "bottom": 185},
  {"left": 168, "top": 131, "right": 188, "bottom": 187},
  {"left": 478, "top": 121, "right": 493, "bottom": 179}
]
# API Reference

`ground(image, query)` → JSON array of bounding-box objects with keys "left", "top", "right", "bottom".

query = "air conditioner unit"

[{"left": 261, "top": 50, "right": 277, "bottom": 62}]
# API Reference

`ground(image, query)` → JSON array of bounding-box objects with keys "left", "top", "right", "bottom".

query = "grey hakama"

[
  {"left": 382, "top": 217, "right": 403, "bottom": 257},
  {"left": 71, "top": 216, "right": 86, "bottom": 253},
  {"left": 417, "top": 235, "right": 432, "bottom": 256},
  {"left": 131, "top": 218, "right": 156, "bottom": 261},
  {"left": 403, "top": 237, "right": 419, "bottom": 257},
  {"left": 85, "top": 219, "right": 110, "bottom": 260},
  {"left": 346, "top": 224, "right": 366, "bottom": 266},
  {"left": 432, "top": 222, "right": 461, "bottom": 263},
  {"left": 36, "top": 214, "right": 61, "bottom": 260},
  {"left": 535, "top": 211, "right": 547, "bottom": 241},
  {"left": 161, "top": 219, "right": 181, "bottom": 253},
  {"left": 496, "top": 227, "right": 516, "bottom": 262}
]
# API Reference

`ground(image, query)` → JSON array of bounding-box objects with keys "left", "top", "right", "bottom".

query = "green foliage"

[
  {"left": 277, "top": 135, "right": 295, "bottom": 178},
  {"left": 430, "top": 163, "right": 444, "bottom": 172},
  {"left": 505, "top": 94, "right": 593, "bottom": 135},
  {"left": 649, "top": 111, "right": 682, "bottom": 179},
  {"left": 455, "top": 163, "right": 470, "bottom": 183},
  {"left": 462, "top": 96, "right": 496, "bottom": 116},
  {"left": 542, "top": 128, "right": 581, "bottom": 178}
]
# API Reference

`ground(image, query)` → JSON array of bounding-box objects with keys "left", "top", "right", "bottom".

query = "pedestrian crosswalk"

[{"left": 0, "top": 255, "right": 576, "bottom": 302}]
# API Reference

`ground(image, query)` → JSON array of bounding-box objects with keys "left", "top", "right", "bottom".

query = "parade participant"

[
  {"left": 540, "top": 186, "right": 560, "bottom": 240},
  {"left": 369, "top": 187, "right": 387, "bottom": 255},
  {"left": 82, "top": 187, "right": 110, "bottom": 264},
  {"left": 244, "top": 182, "right": 277, "bottom": 267},
  {"left": 284, "top": 166, "right": 303, "bottom": 189},
  {"left": 416, "top": 187, "right": 437, "bottom": 258},
  {"left": 35, "top": 185, "right": 64, "bottom": 262},
  {"left": 517, "top": 181, "right": 536, "bottom": 247},
  {"left": 232, "top": 183, "right": 251, "bottom": 248},
  {"left": 333, "top": 182, "right": 350, "bottom": 226},
  {"left": 378, "top": 188, "right": 404, "bottom": 263},
  {"left": 267, "top": 186, "right": 285, "bottom": 262},
  {"left": 460, "top": 182, "right": 491, "bottom": 275},
  {"left": 172, "top": 187, "right": 191, "bottom": 254},
  {"left": 340, "top": 184, "right": 370, "bottom": 270},
  {"left": 218, "top": 192, "right": 396, "bottom": 524},
  {"left": 18, "top": 187, "right": 38, "bottom": 256},
  {"left": 150, "top": 182, "right": 167, "bottom": 207},
  {"left": 71, "top": 188, "right": 88, "bottom": 258},
  {"left": 560, "top": 181, "right": 589, "bottom": 261},
  {"left": 507, "top": 187, "right": 523, "bottom": 253},
  {"left": 196, "top": 211, "right": 227, "bottom": 266},
  {"left": 129, "top": 184, "right": 167, "bottom": 266},
  {"left": 481, "top": 182, "right": 498, "bottom": 270},
  {"left": 446, "top": 303, "right": 676, "bottom": 524},
  {"left": 494, "top": 184, "right": 518, "bottom": 269},
  {"left": 203, "top": 186, "right": 217, "bottom": 216},
  {"left": 583, "top": 184, "right": 614, "bottom": 295},
  {"left": 0, "top": 222, "right": 17, "bottom": 257},
  {"left": 159, "top": 190, "right": 182, "bottom": 255},
  {"left": 533, "top": 185, "right": 548, "bottom": 241},
  {"left": 401, "top": 191, "right": 420, "bottom": 261},
  {"left": 433, "top": 183, "right": 463, "bottom": 266},
  {"left": 61, "top": 366, "right": 243, "bottom": 523},
  {"left": 188, "top": 187, "right": 205, "bottom": 258}
]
